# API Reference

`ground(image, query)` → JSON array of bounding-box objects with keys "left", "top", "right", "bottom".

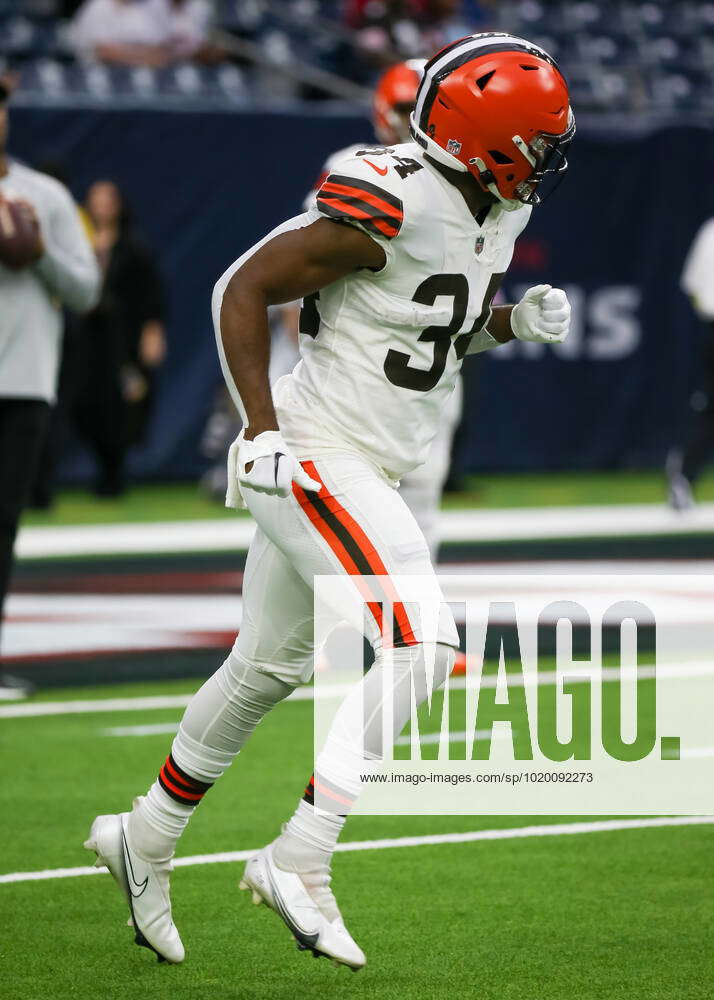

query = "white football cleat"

[
  {"left": 84, "top": 810, "right": 185, "bottom": 964},
  {"left": 239, "top": 843, "right": 365, "bottom": 971}
]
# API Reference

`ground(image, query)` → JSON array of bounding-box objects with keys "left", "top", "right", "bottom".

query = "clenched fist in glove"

[
  {"left": 510, "top": 284, "right": 571, "bottom": 344},
  {"left": 227, "top": 429, "right": 321, "bottom": 507}
]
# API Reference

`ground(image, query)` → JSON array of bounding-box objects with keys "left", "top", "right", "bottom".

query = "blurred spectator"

[
  {"left": 71, "top": 180, "right": 166, "bottom": 496},
  {"left": 71, "top": 0, "right": 216, "bottom": 67},
  {"left": 345, "top": 0, "right": 484, "bottom": 68},
  {"left": 29, "top": 158, "right": 93, "bottom": 511},
  {"left": 667, "top": 219, "right": 714, "bottom": 510},
  {"left": 0, "top": 75, "right": 99, "bottom": 667},
  {"left": 167, "top": 0, "right": 216, "bottom": 61}
]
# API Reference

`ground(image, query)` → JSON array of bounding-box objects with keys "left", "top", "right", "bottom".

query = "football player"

[
  {"left": 86, "top": 33, "right": 574, "bottom": 971},
  {"left": 304, "top": 59, "right": 462, "bottom": 563}
]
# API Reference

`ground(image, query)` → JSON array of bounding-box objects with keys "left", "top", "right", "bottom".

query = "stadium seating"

[{"left": 0, "top": 0, "right": 712, "bottom": 114}]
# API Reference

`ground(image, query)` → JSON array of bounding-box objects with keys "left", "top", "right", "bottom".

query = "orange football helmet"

[
  {"left": 373, "top": 59, "right": 426, "bottom": 145},
  {"left": 410, "top": 33, "right": 575, "bottom": 209}
]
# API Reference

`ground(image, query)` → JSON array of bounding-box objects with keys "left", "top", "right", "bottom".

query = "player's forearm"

[
  {"left": 486, "top": 305, "right": 515, "bottom": 344},
  {"left": 218, "top": 274, "right": 279, "bottom": 440},
  {"left": 466, "top": 304, "right": 515, "bottom": 355}
]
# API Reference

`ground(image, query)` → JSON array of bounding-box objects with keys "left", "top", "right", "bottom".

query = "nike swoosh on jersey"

[
  {"left": 364, "top": 159, "right": 388, "bottom": 176},
  {"left": 316, "top": 174, "right": 404, "bottom": 239}
]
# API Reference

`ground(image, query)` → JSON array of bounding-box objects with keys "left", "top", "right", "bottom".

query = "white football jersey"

[{"left": 214, "top": 142, "right": 530, "bottom": 481}]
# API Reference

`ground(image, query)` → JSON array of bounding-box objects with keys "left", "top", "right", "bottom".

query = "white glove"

[
  {"left": 510, "top": 284, "right": 571, "bottom": 344},
  {"left": 228, "top": 430, "right": 320, "bottom": 505}
]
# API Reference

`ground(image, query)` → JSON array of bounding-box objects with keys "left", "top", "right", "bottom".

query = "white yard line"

[
  {"left": 104, "top": 722, "right": 180, "bottom": 737},
  {"left": 16, "top": 503, "right": 714, "bottom": 560},
  {"left": 2, "top": 815, "right": 712, "bottom": 886},
  {"left": 105, "top": 725, "right": 510, "bottom": 741},
  {"left": 394, "top": 729, "right": 510, "bottom": 746},
  {"left": 0, "top": 693, "right": 198, "bottom": 719},
  {"left": 3, "top": 660, "right": 713, "bottom": 721}
]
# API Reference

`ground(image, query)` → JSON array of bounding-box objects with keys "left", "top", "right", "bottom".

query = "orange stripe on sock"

[
  {"left": 313, "top": 779, "right": 355, "bottom": 808},
  {"left": 159, "top": 771, "right": 204, "bottom": 802},
  {"left": 163, "top": 756, "right": 205, "bottom": 793}
]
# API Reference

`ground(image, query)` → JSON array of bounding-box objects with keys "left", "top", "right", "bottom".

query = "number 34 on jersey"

[{"left": 285, "top": 141, "right": 532, "bottom": 479}]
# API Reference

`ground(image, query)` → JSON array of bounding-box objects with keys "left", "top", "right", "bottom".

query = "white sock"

[
  {"left": 128, "top": 788, "right": 192, "bottom": 863},
  {"left": 129, "top": 650, "right": 292, "bottom": 861},
  {"left": 277, "top": 799, "right": 346, "bottom": 867},
  {"left": 276, "top": 643, "right": 454, "bottom": 869}
]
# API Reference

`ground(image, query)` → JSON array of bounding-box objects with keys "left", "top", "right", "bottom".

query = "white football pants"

[{"left": 234, "top": 449, "right": 459, "bottom": 686}]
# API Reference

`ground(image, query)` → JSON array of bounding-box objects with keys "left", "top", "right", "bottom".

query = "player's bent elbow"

[{"left": 213, "top": 262, "right": 249, "bottom": 321}]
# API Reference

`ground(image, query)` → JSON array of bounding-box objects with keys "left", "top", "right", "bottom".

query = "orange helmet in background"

[
  {"left": 411, "top": 33, "right": 575, "bottom": 209},
  {"left": 373, "top": 59, "right": 426, "bottom": 145}
]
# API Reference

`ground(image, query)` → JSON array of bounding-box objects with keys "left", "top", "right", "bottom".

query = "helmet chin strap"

[{"left": 469, "top": 156, "right": 522, "bottom": 212}]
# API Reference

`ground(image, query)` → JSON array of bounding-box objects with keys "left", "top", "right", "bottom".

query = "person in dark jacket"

[{"left": 72, "top": 180, "right": 166, "bottom": 495}]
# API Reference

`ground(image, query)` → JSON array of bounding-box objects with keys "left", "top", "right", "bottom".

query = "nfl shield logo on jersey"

[
  {"left": 475, "top": 236, "right": 485, "bottom": 255},
  {"left": 446, "top": 139, "right": 462, "bottom": 154}
]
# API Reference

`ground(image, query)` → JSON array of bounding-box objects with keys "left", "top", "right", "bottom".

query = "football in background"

[{"left": 0, "top": 196, "right": 42, "bottom": 270}]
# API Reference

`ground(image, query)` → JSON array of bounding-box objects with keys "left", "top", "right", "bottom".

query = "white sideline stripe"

[
  {"left": 4, "top": 660, "right": 713, "bottom": 721},
  {"left": 0, "top": 687, "right": 26, "bottom": 701},
  {"left": 16, "top": 502, "right": 714, "bottom": 560},
  {"left": 2, "top": 816, "right": 713, "bottom": 885},
  {"left": 4, "top": 659, "right": 713, "bottom": 720},
  {"left": 15, "top": 518, "right": 256, "bottom": 560}
]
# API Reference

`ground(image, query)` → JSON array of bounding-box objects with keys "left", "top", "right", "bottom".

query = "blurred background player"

[
  {"left": 667, "top": 217, "right": 714, "bottom": 510},
  {"left": 0, "top": 75, "right": 99, "bottom": 683},
  {"left": 280, "top": 60, "right": 461, "bottom": 562}
]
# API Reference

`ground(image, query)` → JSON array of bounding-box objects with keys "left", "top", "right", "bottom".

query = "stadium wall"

[{"left": 8, "top": 106, "right": 714, "bottom": 477}]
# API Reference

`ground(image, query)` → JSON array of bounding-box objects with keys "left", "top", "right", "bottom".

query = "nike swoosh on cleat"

[
  {"left": 121, "top": 829, "right": 149, "bottom": 898},
  {"left": 364, "top": 159, "right": 388, "bottom": 176},
  {"left": 266, "top": 870, "right": 320, "bottom": 949}
]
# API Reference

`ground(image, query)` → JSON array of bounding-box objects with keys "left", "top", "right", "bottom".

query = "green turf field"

[
  {"left": 2, "top": 673, "right": 711, "bottom": 1000},
  {"left": 20, "top": 469, "right": 714, "bottom": 527}
]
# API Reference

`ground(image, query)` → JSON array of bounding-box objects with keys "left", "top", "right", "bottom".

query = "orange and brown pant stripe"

[{"left": 292, "top": 460, "right": 417, "bottom": 649}]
